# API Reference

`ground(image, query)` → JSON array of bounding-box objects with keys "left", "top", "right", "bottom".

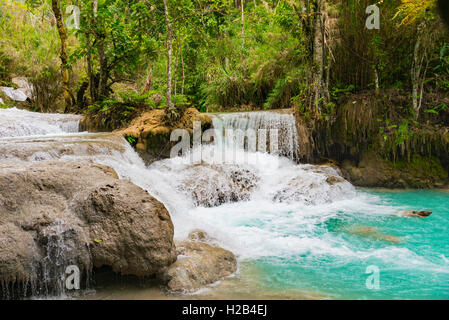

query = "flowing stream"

[{"left": 0, "top": 107, "right": 448, "bottom": 299}]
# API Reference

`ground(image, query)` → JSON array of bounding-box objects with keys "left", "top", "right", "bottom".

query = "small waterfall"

[
  {"left": 212, "top": 111, "right": 299, "bottom": 160},
  {"left": 0, "top": 108, "right": 82, "bottom": 138},
  {"left": 35, "top": 219, "right": 91, "bottom": 298}
]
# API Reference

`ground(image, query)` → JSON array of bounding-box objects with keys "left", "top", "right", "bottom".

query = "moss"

[
  {"left": 408, "top": 155, "right": 447, "bottom": 179},
  {"left": 386, "top": 154, "right": 448, "bottom": 187},
  {"left": 145, "top": 132, "right": 171, "bottom": 151}
]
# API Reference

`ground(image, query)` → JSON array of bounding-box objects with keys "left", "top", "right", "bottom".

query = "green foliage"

[
  {"left": 0, "top": 0, "right": 63, "bottom": 111},
  {"left": 424, "top": 103, "right": 448, "bottom": 114},
  {"left": 189, "top": 2, "right": 307, "bottom": 111},
  {"left": 86, "top": 90, "right": 159, "bottom": 130},
  {"left": 71, "top": 0, "right": 160, "bottom": 102},
  {"left": 1, "top": 0, "right": 448, "bottom": 136},
  {"left": 125, "top": 135, "right": 137, "bottom": 147},
  {"left": 331, "top": 85, "right": 356, "bottom": 101}
]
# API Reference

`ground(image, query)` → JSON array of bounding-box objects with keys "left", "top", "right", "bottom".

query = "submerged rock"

[
  {"left": 160, "top": 237, "right": 237, "bottom": 293},
  {"left": 346, "top": 225, "right": 402, "bottom": 244},
  {"left": 0, "top": 161, "right": 176, "bottom": 297},
  {"left": 403, "top": 210, "right": 433, "bottom": 218}
]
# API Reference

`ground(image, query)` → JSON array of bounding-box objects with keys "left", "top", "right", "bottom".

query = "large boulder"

[
  {"left": 0, "top": 161, "right": 177, "bottom": 297},
  {"left": 160, "top": 231, "right": 237, "bottom": 293}
]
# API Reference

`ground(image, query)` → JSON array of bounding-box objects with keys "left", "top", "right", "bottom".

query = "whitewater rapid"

[{"left": 0, "top": 107, "right": 360, "bottom": 260}]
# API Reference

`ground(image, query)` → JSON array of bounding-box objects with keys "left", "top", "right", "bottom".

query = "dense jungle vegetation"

[{"left": 0, "top": 0, "right": 448, "bottom": 168}]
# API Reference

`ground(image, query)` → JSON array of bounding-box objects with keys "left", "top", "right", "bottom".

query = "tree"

[
  {"left": 289, "top": 0, "right": 330, "bottom": 115},
  {"left": 395, "top": 0, "right": 438, "bottom": 120},
  {"left": 73, "top": 0, "right": 157, "bottom": 105},
  {"left": 50, "top": 0, "right": 72, "bottom": 112},
  {"left": 163, "top": 0, "right": 174, "bottom": 109}
]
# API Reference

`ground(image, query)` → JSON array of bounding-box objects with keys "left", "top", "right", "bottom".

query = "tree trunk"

[
  {"left": 241, "top": 0, "right": 245, "bottom": 47},
  {"left": 411, "top": 22, "right": 426, "bottom": 120},
  {"left": 51, "top": 0, "right": 71, "bottom": 112},
  {"left": 163, "top": 0, "right": 173, "bottom": 109},
  {"left": 181, "top": 42, "right": 185, "bottom": 96},
  {"left": 90, "top": 0, "right": 108, "bottom": 100},
  {"left": 312, "top": 0, "right": 327, "bottom": 115},
  {"left": 87, "top": 0, "right": 98, "bottom": 103},
  {"left": 174, "top": 38, "right": 180, "bottom": 101},
  {"left": 142, "top": 68, "right": 153, "bottom": 95}
]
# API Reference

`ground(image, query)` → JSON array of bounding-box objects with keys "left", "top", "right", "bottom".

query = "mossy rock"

[{"left": 342, "top": 151, "right": 448, "bottom": 188}]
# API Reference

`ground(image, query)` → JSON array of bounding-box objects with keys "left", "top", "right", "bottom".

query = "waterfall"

[
  {"left": 1, "top": 108, "right": 447, "bottom": 300},
  {"left": 211, "top": 111, "right": 299, "bottom": 160},
  {"left": 0, "top": 108, "right": 356, "bottom": 298},
  {"left": 0, "top": 107, "right": 82, "bottom": 138}
]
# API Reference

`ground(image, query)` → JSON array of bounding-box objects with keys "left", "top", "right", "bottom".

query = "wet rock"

[
  {"left": 273, "top": 166, "right": 354, "bottom": 205},
  {"left": 403, "top": 210, "right": 433, "bottom": 218},
  {"left": 188, "top": 229, "right": 208, "bottom": 242},
  {"left": 160, "top": 238, "right": 237, "bottom": 293},
  {"left": 180, "top": 164, "right": 259, "bottom": 207},
  {"left": 325, "top": 175, "right": 346, "bottom": 185},
  {"left": 0, "top": 161, "right": 176, "bottom": 297}
]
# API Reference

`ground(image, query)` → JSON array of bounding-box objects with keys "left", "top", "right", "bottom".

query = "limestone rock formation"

[
  {"left": 120, "top": 108, "right": 212, "bottom": 163},
  {"left": 160, "top": 231, "right": 237, "bottom": 293},
  {"left": 0, "top": 161, "right": 176, "bottom": 297},
  {"left": 273, "top": 165, "right": 354, "bottom": 205}
]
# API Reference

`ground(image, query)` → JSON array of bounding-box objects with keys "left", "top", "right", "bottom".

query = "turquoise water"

[{"left": 246, "top": 189, "right": 449, "bottom": 300}]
